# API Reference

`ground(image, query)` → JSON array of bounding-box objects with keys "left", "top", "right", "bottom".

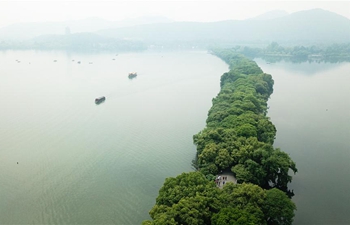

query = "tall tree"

[{"left": 262, "top": 188, "right": 296, "bottom": 225}]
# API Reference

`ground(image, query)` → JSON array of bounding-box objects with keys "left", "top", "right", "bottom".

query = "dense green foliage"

[
  {"left": 143, "top": 173, "right": 296, "bottom": 225},
  {"left": 144, "top": 50, "right": 297, "bottom": 225},
  {"left": 194, "top": 50, "right": 296, "bottom": 194}
]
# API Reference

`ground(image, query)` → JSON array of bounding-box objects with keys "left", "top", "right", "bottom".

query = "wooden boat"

[
  {"left": 95, "top": 96, "right": 106, "bottom": 104},
  {"left": 128, "top": 72, "right": 137, "bottom": 79}
]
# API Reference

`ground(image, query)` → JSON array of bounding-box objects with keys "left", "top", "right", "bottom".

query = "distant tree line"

[
  {"left": 229, "top": 42, "right": 350, "bottom": 63},
  {"left": 2, "top": 33, "right": 350, "bottom": 59},
  {"left": 0, "top": 33, "right": 147, "bottom": 52},
  {"left": 143, "top": 50, "right": 297, "bottom": 224}
]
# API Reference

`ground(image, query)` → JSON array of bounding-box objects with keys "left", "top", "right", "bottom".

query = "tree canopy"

[
  {"left": 228, "top": 42, "right": 350, "bottom": 63},
  {"left": 144, "top": 50, "right": 297, "bottom": 225},
  {"left": 193, "top": 51, "right": 296, "bottom": 195},
  {"left": 143, "top": 174, "right": 296, "bottom": 225}
]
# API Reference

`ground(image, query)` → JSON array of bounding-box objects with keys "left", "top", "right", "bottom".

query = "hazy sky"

[{"left": 0, "top": 0, "right": 349, "bottom": 28}]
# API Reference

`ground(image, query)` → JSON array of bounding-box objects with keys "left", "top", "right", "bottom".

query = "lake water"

[
  {"left": 1, "top": 51, "right": 349, "bottom": 224},
  {"left": 0, "top": 50, "right": 228, "bottom": 224},
  {"left": 258, "top": 59, "right": 350, "bottom": 225}
]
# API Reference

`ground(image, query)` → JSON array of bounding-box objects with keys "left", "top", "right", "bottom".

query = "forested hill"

[
  {"left": 1, "top": 9, "right": 349, "bottom": 50},
  {"left": 143, "top": 51, "right": 297, "bottom": 224},
  {"left": 98, "top": 8, "right": 350, "bottom": 46}
]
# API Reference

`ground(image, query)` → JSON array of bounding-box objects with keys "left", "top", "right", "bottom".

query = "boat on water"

[
  {"left": 95, "top": 96, "right": 106, "bottom": 104},
  {"left": 128, "top": 72, "right": 137, "bottom": 79}
]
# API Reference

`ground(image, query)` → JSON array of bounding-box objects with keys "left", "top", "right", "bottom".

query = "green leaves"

[
  {"left": 155, "top": 172, "right": 217, "bottom": 207},
  {"left": 146, "top": 51, "right": 297, "bottom": 225},
  {"left": 236, "top": 124, "right": 258, "bottom": 138},
  {"left": 215, "top": 149, "right": 233, "bottom": 169},
  {"left": 211, "top": 207, "right": 260, "bottom": 225},
  {"left": 146, "top": 173, "right": 296, "bottom": 225},
  {"left": 263, "top": 188, "right": 296, "bottom": 225},
  {"left": 263, "top": 149, "right": 298, "bottom": 193},
  {"left": 147, "top": 172, "right": 221, "bottom": 225},
  {"left": 193, "top": 50, "right": 297, "bottom": 195}
]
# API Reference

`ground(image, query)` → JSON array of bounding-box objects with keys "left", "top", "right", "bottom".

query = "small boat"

[
  {"left": 128, "top": 72, "right": 137, "bottom": 79},
  {"left": 95, "top": 96, "right": 106, "bottom": 104}
]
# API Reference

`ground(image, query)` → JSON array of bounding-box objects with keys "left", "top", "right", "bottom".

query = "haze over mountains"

[
  {"left": 1, "top": 8, "right": 349, "bottom": 49},
  {"left": 0, "top": 16, "right": 173, "bottom": 40},
  {"left": 97, "top": 9, "right": 350, "bottom": 45},
  {"left": 248, "top": 10, "right": 289, "bottom": 20}
]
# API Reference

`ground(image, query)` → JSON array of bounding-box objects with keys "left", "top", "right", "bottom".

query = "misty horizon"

[{"left": 0, "top": 1, "right": 349, "bottom": 28}]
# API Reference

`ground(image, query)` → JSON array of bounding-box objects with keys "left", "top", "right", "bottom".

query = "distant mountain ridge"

[
  {"left": 0, "top": 9, "right": 349, "bottom": 47},
  {"left": 97, "top": 8, "right": 350, "bottom": 45},
  {"left": 248, "top": 10, "right": 289, "bottom": 20}
]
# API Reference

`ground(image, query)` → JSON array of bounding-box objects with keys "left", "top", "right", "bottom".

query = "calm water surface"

[
  {"left": 0, "top": 50, "right": 228, "bottom": 224},
  {"left": 258, "top": 59, "right": 350, "bottom": 225}
]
